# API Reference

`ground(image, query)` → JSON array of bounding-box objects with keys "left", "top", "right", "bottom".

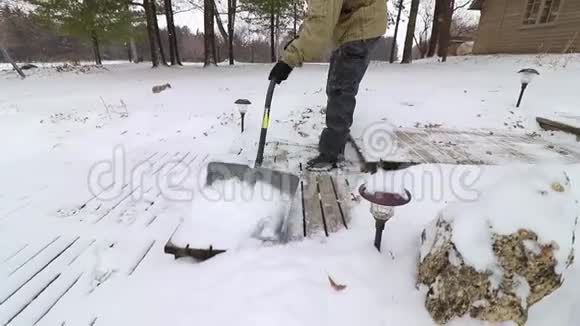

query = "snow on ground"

[{"left": 1, "top": 55, "right": 580, "bottom": 325}]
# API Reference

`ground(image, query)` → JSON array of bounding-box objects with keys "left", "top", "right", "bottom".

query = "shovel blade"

[{"left": 206, "top": 162, "right": 300, "bottom": 198}]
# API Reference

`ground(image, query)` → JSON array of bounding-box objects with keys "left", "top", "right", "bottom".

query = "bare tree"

[
  {"left": 139, "top": 0, "right": 161, "bottom": 67},
  {"left": 401, "top": 0, "right": 420, "bottom": 64},
  {"left": 269, "top": 3, "right": 275, "bottom": 62},
  {"left": 438, "top": 0, "right": 472, "bottom": 61},
  {"left": 164, "top": 0, "right": 182, "bottom": 65},
  {"left": 213, "top": 0, "right": 229, "bottom": 40},
  {"left": 227, "top": 0, "right": 237, "bottom": 64},
  {"left": 450, "top": 14, "right": 478, "bottom": 39},
  {"left": 389, "top": 0, "right": 404, "bottom": 63},
  {"left": 427, "top": 0, "right": 443, "bottom": 57},
  {"left": 151, "top": 1, "right": 168, "bottom": 65},
  {"left": 414, "top": 1, "right": 434, "bottom": 59},
  {"left": 204, "top": 0, "right": 218, "bottom": 65}
]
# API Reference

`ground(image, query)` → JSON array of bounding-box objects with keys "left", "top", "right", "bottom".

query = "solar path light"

[
  {"left": 235, "top": 99, "right": 251, "bottom": 133},
  {"left": 516, "top": 68, "right": 540, "bottom": 108},
  {"left": 358, "top": 184, "right": 412, "bottom": 252}
]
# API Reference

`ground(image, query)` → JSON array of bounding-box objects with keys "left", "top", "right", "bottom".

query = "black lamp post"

[
  {"left": 234, "top": 99, "right": 251, "bottom": 132},
  {"left": 359, "top": 184, "right": 412, "bottom": 252},
  {"left": 516, "top": 68, "right": 539, "bottom": 108}
]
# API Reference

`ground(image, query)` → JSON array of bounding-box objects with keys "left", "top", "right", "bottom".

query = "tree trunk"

[
  {"left": 275, "top": 12, "right": 280, "bottom": 55},
  {"left": 293, "top": 0, "right": 298, "bottom": 37},
  {"left": 269, "top": 7, "right": 275, "bottom": 62},
  {"left": 127, "top": 42, "right": 133, "bottom": 62},
  {"left": 401, "top": 0, "right": 419, "bottom": 64},
  {"left": 204, "top": 0, "right": 217, "bottom": 66},
  {"left": 164, "top": 0, "right": 180, "bottom": 65},
  {"left": 144, "top": 0, "right": 160, "bottom": 67},
  {"left": 130, "top": 37, "right": 139, "bottom": 63},
  {"left": 91, "top": 30, "right": 103, "bottom": 65},
  {"left": 427, "top": 0, "right": 443, "bottom": 57},
  {"left": 389, "top": 0, "right": 404, "bottom": 63},
  {"left": 250, "top": 42, "right": 255, "bottom": 63},
  {"left": 227, "top": 0, "right": 235, "bottom": 65},
  {"left": 151, "top": 1, "right": 168, "bottom": 66},
  {"left": 438, "top": 0, "right": 454, "bottom": 62},
  {"left": 213, "top": 0, "right": 229, "bottom": 41},
  {"left": 0, "top": 46, "right": 25, "bottom": 79}
]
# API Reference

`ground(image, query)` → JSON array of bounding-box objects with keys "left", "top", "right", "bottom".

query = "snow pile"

[
  {"left": 173, "top": 178, "right": 291, "bottom": 249},
  {"left": 443, "top": 165, "right": 577, "bottom": 276}
]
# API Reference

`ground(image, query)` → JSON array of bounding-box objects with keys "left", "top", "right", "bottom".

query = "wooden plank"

[
  {"left": 487, "top": 134, "right": 537, "bottom": 163},
  {"left": 128, "top": 240, "right": 155, "bottom": 276},
  {"left": 302, "top": 172, "right": 325, "bottom": 237},
  {"left": 330, "top": 176, "right": 350, "bottom": 228},
  {"left": 32, "top": 273, "right": 83, "bottom": 325},
  {"left": 317, "top": 176, "right": 343, "bottom": 234},
  {"left": 397, "top": 130, "right": 455, "bottom": 163},
  {"left": 78, "top": 152, "right": 159, "bottom": 211},
  {"left": 0, "top": 237, "right": 79, "bottom": 305},
  {"left": 1, "top": 244, "right": 28, "bottom": 265},
  {"left": 419, "top": 129, "right": 476, "bottom": 164},
  {"left": 2, "top": 274, "right": 61, "bottom": 326},
  {"left": 6, "top": 237, "right": 60, "bottom": 277},
  {"left": 537, "top": 117, "right": 580, "bottom": 137},
  {"left": 438, "top": 131, "right": 489, "bottom": 164},
  {"left": 391, "top": 131, "right": 431, "bottom": 163}
]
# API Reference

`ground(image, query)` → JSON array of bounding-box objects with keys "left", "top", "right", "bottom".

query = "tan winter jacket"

[{"left": 282, "top": 0, "right": 388, "bottom": 67}]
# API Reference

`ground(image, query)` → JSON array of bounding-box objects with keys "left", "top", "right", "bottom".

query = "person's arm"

[{"left": 282, "top": 0, "right": 343, "bottom": 67}]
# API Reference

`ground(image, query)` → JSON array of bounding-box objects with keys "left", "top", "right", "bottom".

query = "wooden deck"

[
  {"left": 0, "top": 151, "right": 207, "bottom": 325},
  {"left": 3, "top": 127, "right": 578, "bottom": 323},
  {"left": 352, "top": 127, "right": 580, "bottom": 166}
]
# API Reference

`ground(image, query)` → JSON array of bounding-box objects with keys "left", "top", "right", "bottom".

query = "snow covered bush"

[{"left": 417, "top": 167, "right": 578, "bottom": 326}]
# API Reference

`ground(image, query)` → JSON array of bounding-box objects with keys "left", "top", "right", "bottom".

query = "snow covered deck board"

[
  {"left": 0, "top": 150, "right": 204, "bottom": 325},
  {"left": 0, "top": 236, "right": 84, "bottom": 326},
  {"left": 353, "top": 128, "right": 580, "bottom": 165},
  {"left": 0, "top": 235, "right": 178, "bottom": 325}
]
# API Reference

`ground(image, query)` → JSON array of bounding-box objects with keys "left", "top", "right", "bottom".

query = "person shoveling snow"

[{"left": 268, "top": 0, "right": 388, "bottom": 171}]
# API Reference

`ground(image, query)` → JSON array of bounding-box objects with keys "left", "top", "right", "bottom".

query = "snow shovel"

[{"left": 205, "top": 80, "right": 300, "bottom": 239}]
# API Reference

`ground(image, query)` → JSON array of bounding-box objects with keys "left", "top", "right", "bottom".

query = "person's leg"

[{"left": 314, "top": 38, "right": 379, "bottom": 166}]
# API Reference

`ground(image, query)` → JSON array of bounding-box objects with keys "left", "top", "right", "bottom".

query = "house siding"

[{"left": 473, "top": 0, "right": 580, "bottom": 54}]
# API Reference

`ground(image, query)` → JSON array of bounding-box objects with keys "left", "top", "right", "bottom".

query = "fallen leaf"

[
  {"left": 328, "top": 275, "right": 347, "bottom": 291},
  {"left": 551, "top": 182, "right": 565, "bottom": 193}
]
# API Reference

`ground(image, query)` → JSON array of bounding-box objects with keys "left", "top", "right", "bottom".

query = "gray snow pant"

[{"left": 319, "top": 37, "right": 379, "bottom": 159}]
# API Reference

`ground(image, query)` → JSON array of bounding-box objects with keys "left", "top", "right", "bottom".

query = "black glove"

[{"left": 268, "top": 61, "right": 293, "bottom": 84}]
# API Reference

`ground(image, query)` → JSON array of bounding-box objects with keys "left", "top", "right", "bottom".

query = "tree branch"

[{"left": 453, "top": 0, "right": 472, "bottom": 12}]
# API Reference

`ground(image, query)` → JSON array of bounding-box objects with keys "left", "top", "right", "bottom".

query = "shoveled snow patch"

[
  {"left": 172, "top": 178, "right": 291, "bottom": 249},
  {"left": 442, "top": 164, "right": 577, "bottom": 280}
]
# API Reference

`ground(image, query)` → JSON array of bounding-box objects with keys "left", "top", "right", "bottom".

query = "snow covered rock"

[{"left": 417, "top": 167, "right": 578, "bottom": 326}]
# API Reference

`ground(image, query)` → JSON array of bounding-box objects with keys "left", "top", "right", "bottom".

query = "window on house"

[{"left": 523, "top": 0, "right": 562, "bottom": 25}]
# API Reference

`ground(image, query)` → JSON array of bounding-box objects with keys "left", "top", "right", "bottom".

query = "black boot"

[{"left": 306, "top": 153, "right": 338, "bottom": 172}]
